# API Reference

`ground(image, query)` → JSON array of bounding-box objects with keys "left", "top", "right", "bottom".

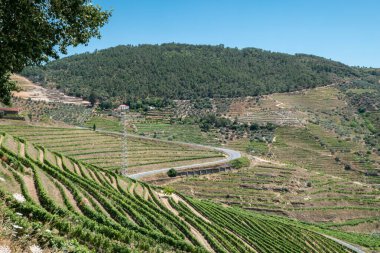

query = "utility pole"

[{"left": 120, "top": 110, "right": 128, "bottom": 176}]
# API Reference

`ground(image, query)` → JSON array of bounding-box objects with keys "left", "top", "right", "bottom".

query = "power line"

[{"left": 120, "top": 110, "right": 128, "bottom": 175}]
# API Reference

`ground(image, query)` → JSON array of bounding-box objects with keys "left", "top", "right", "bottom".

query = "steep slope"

[
  {"left": 21, "top": 43, "right": 359, "bottom": 102},
  {"left": 0, "top": 132, "right": 354, "bottom": 252}
]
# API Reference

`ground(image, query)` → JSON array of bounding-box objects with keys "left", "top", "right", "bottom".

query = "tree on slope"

[{"left": 0, "top": 0, "right": 111, "bottom": 105}]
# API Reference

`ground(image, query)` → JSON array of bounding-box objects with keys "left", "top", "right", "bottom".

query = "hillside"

[
  {"left": 21, "top": 43, "right": 360, "bottom": 103},
  {"left": 0, "top": 132, "right": 358, "bottom": 252},
  {"left": 0, "top": 123, "right": 224, "bottom": 174},
  {"left": 3, "top": 49, "right": 379, "bottom": 252}
]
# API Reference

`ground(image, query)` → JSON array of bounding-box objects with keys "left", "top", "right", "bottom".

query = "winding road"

[
  {"left": 79, "top": 127, "right": 241, "bottom": 179},
  {"left": 81, "top": 127, "right": 366, "bottom": 253},
  {"left": 322, "top": 235, "right": 366, "bottom": 253},
  {"left": 129, "top": 144, "right": 241, "bottom": 179}
]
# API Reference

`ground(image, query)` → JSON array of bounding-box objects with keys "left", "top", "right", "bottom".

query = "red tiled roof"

[{"left": 0, "top": 108, "right": 22, "bottom": 112}]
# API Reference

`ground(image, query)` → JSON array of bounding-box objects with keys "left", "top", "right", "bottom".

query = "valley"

[
  {"left": 3, "top": 1, "right": 380, "bottom": 252},
  {"left": 1, "top": 48, "right": 379, "bottom": 253}
]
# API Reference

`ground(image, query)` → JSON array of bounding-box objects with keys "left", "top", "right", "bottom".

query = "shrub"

[
  {"left": 358, "top": 107, "right": 366, "bottom": 114},
  {"left": 229, "top": 157, "right": 250, "bottom": 169},
  {"left": 344, "top": 164, "right": 352, "bottom": 170},
  {"left": 163, "top": 187, "right": 175, "bottom": 195},
  {"left": 167, "top": 168, "right": 177, "bottom": 177}
]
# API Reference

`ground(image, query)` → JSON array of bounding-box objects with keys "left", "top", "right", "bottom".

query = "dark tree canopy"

[
  {"left": 0, "top": 0, "right": 110, "bottom": 104},
  {"left": 22, "top": 44, "right": 360, "bottom": 103}
]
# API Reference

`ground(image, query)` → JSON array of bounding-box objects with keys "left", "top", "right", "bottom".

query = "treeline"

[
  {"left": 21, "top": 43, "right": 360, "bottom": 102},
  {"left": 180, "top": 113, "right": 276, "bottom": 133},
  {"left": 98, "top": 96, "right": 174, "bottom": 110}
]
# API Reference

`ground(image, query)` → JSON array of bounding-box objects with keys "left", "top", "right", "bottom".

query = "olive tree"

[{"left": 0, "top": 0, "right": 111, "bottom": 104}]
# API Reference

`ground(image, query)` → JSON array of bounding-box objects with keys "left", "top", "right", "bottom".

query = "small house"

[
  {"left": 115, "top": 104, "right": 129, "bottom": 111},
  {"left": 0, "top": 107, "right": 22, "bottom": 116}
]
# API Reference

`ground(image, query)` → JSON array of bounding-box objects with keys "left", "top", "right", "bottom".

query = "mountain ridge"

[{"left": 21, "top": 43, "right": 360, "bottom": 104}]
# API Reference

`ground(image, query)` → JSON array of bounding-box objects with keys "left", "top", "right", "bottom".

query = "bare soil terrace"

[{"left": 11, "top": 74, "right": 90, "bottom": 105}]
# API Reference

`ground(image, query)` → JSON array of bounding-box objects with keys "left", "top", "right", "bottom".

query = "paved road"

[
  {"left": 77, "top": 127, "right": 241, "bottom": 179},
  {"left": 79, "top": 127, "right": 364, "bottom": 252},
  {"left": 322, "top": 235, "right": 366, "bottom": 253},
  {"left": 129, "top": 145, "right": 241, "bottom": 179}
]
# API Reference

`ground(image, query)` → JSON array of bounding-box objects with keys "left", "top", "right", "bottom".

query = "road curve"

[
  {"left": 129, "top": 145, "right": 241, "bottom": 179},
  {"left": 78, "top": 127, "right": 364, "bottom": 252},
  {"left": 321, "top": 235, "right": 366, "bottom": 253},
  {"left": 77, "top": 127, "right": 241, "bottom": 179}
]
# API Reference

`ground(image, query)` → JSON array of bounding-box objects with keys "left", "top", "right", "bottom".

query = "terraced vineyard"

[
  {"left": 168, "top": 163, "right": 380, "bottom": 250},
  {"left": 169, "top": 162, "right": 380, "bottom": 221},
  {"left": 272, "top": 125, "right": 380, "bottom": 184},
  {"left": 0, "top": 124, "right": 224, "bottom": 174},
  {"left": 0, "top": 132, "right": 357, "bottom": 252},
  {"left": 272, "top": 86, "right": 347, "bottom": 112},
  {"left": 84, "top": 115, "right": 124, "bottom": 132},
  {"left": 226, "top": 96, "right": 307, "bottom": 126},
  {"left": 133, "top": 122, "right": 221, "bottom": 146},
  {"left": 170, "top": 124, "right": 380, "bottom": 219},
  {"left": 12, "top": 97, "right": 93, "bottom": 125},
  {"left": 84, "top": 114, "right": 222, "bottom": 146}
]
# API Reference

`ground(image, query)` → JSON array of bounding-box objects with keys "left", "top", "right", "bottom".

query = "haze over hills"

[{"left": 21, "top": 43, "right": 360, "bottom": 103}]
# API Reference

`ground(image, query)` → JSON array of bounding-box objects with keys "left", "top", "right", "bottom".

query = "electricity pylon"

[{"left": 120, "top": 111, "right": 128, "bottom": 176}]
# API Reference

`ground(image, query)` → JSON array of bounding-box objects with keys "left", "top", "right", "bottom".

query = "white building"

[{"left": 116, "top": 104, "right": 129, "bottom": 111}]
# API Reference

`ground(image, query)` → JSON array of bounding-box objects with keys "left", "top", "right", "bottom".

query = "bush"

[
  {"left": 344, "top": 164, "right": 352, "bottom": 170},
  {"left": 167, "top": 168, "right": 177, "bottom": 177},
  {"left": 163, "top": 187, "right": 175, "bottom": 195},
  {"left": 358, "top": 107, "right": 366, "bottom": 114},
  {"left": 229, "top": 157, "right": 250, "bottom": 169}
]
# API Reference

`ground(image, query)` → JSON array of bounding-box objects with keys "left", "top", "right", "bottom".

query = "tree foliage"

[
  {"left": 229, "top": 157, "right": 250, "bottom": 169},
  {"left": 0, "top": 0, "right": 110, "bottom": 105},
  {"left": 167, "top": 168, "right": 178, "bottom": 178},
  {"left": 22, "top": 43, "right": 360, "bottom": 102}
]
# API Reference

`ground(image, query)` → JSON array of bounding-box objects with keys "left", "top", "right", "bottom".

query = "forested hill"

[{"left": 21, "top": 43, "right": 360, "bottom": 102}]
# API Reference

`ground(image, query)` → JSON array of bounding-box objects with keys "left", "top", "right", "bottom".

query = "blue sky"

[{"left": 68, "top": 0, "right": 380, "bottom": 67}]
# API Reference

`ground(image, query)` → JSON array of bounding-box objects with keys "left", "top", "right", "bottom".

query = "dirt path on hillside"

[
  {"left": 128, "top": 182, "right": 135, "bottom": 194},
  {"left": 110, "top": 175, "right": 118, "bottom": 189},
  {"left": 275, "top": 100, "right": 285, "bottom": 109},
  {"left": 73, "top": 163, "right": 81, "bottom": 176},
  {"left": 225, "top": 228, "right": 258, "bottom": 253},
  {"left": 19, "top": 143, "right": 25, "bottom": 158},
  {"left": 38, "top": 149, "right": 44, "bottom": 163},
  {"left": 56, "top": 156, "right": 63, "bottom": 170},
  {"left": 159, "top": 193, "right": 214, "bottom": 252},
  {"left": 11, "top": 74, "right": 90, "bottom": 105},
  {"left": 89, "top": 170, "right": 101, "bottom": 184},
  {"left": 172, "top": 194, "right": 211, "bottom": 223},
  {"left": 249, "top": 155, "right": 286, "bottom": 167},
  {"left": 22, "top": 174, "right": 40, "bottom": 204},
  {"left": 134, "top": 183, "right": 144, "bottom": 198},
  {"left": 55, "top": 180, "right": 82, "bottom": 214}
]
